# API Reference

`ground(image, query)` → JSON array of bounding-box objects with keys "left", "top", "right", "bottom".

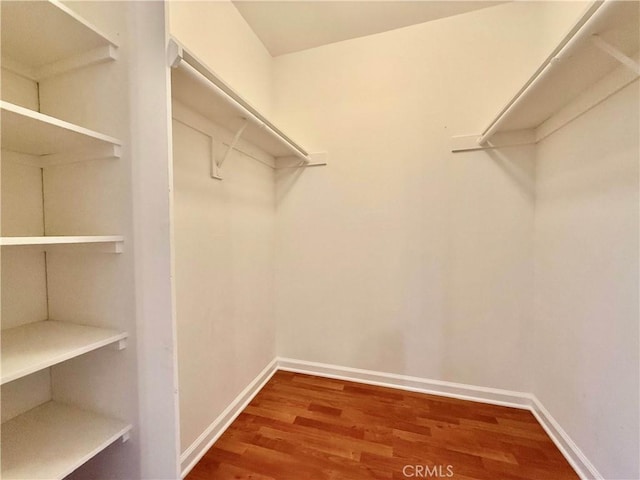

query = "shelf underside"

[
  {"left": 1, "top": 401, "right": 131, "bottom": 480},
  {"left": 1, "top": 320, "right": 127, "bottom": 385},
  {"left": 1, "top": 0, "right": 116, "bottom": 72},
  {"left": 496, "top": 1, "right": 639, "bottom": 133},
  {"left": 1, "top": 101, "right": 121, "bottom": 157},
  {"left": 171, "top": 64, "right": 299, "bottom": 159}
]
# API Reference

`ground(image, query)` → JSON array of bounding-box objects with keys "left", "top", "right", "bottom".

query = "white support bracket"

[
  {"left": 115, "top": 337, "right": 128, "bottom": 351},
  {"left": 275, "top": 162, "right": 328, "bottom": 169},
  {"left": 210, "top": 140, "right": 222, "bottom": 180},
  {"left": 591, "top": 35, "right": 640, "bottom": 75},
  {"left": 121, "top": 431, "right": 131, "bottom": 443},
  {"left": 167, "top": 38, "right": 183, "bottom": 68},
  {"left": 275, "top": 152, "right": 328, "bottom": 169},
  {"left": 2, "top": 46, "right": 118, "bottom": 81},
  {"left": 38, "top": 45, "right": 118, "bottom": 80},
  {"left": 211, "top": 118, "right": 250, "bottom": 180},
  {"left": 39, "top": 144, "right": 122, "bottom": 167},
  {"left": 451, "top": 131, "right": 536, "bottom": 153},
  {"left": 37, "top": 239, "right": 124, "bottom": 254}
]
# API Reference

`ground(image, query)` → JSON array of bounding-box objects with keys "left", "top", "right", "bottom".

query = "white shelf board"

[
  {"left": 484, "top": 0, "right": 639, "bottom": 136},
  {"left": 0, "top": 235, "right": 124, "bottom": 247},
  {"left": 1, "top": 320, "right": 127, "bottom": 385},
  {"left": 170, "top": 39, "right": 309, "bottom": 160},
  {"left": 1, "top": 101, "right": 121, "bottom": 157},
  {"left": 1, "top": 0, "right": 117, "bottom": 75},
  {"left": 1, "top": 401, "right": 131, "bottom": 480}
]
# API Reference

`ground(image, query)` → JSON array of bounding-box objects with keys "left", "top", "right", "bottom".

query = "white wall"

[
  {"left": 168, "top": 0, "right": 277, "bottom": 461},
  {"left": 166, "top": 2, "right": 639, "bottom": 478},
  {"left": 272, "top": 2, "right": 583, "bottom": 392},
  {"left": 169, "top": 0, "right": 273, "bottom": 116},
  {"left": 533, "top": 81, "right": 639, "bottom": 480}
]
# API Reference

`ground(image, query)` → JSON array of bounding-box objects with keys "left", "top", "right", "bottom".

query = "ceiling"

[{"left": 232, "top": 1, "right": 505, "bottom": 57}]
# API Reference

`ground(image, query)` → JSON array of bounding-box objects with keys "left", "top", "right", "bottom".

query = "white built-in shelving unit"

[
  {"left": 1, "top": 0, "right": 118, "bottom": 81},
  {"left": 452, "top": 0, "right": 639, "bottom": 152},
  {"left": 1, "top": 402, "right": 131, "bottom": 480},
  {"left": 1, "top": 321, "right": 128, "bottom": 385},
  {"left": 1, "top": 101, "right": 121, "bottom": 165},
  {"left": 1, "top": 1, "right": 133, "bottom": 478},
  {"left": 0, "top": 236, "right": 125, "bottom": 253}
]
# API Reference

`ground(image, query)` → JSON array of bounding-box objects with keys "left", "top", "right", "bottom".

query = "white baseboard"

[
  {"left": 277, "top": 357, "right": 602, "bottom": 480},
  {"left": 277, "top": 357, "right": 532, "bottom": 410},
  {"left": 180, "top": 358, "right": 278, "bottom": 478},
  {"left": 180, "top": 356, "right": 602, "bottom": 480},
  {"left": 530, "top": 396, "right": 603, "bottom": 480}
]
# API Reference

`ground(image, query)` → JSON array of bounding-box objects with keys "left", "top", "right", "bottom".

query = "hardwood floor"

[{"left": 186, "top": 371, "right": 579, "bottom": 480}]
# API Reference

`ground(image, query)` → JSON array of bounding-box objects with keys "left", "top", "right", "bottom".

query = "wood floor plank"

[{"left": 186, "top": 372, "right": 580, "bottom": 480}]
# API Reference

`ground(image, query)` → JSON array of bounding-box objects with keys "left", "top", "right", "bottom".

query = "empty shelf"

[
  {"left": 1, "top": 320, "right": 128, "bottom": 385},
  {"left": 1, "top": 401, "right": 131, "bottom": 480},
  {"left": 1, "top": 101, "right": 121, "bottom": 157},
  {"left": 169, "top": 38, "right": 309, "bottom": 161},
  {"left": 1, "top": 0, "right": 118, "bottom": 79},
  {"left": 479, "top": 0, "right": 639, "bottom": 143},
  {"left": 0, "top": 236, "right": 124, "bottom": 248}
]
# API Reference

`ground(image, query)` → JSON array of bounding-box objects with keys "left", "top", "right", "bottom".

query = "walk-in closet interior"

[{"left": 0, "top": 1, "right": 638, "bottom": 479}]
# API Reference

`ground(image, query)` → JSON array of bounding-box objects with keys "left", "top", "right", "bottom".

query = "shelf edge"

[
  {"left": 49, "top": 0, "right": 120, "bottom": 48},
  {"left": 476, "top": 0, "right": 606, "bottom": 145},
  {"left": 1, "top": 326, "right": 128, "bottom": 385},
  {"left": 1, "top": 101, "right": 122, "bottom": 147},
  {"left": 0, "top": 236, "right": 124, "bottom": 246}
]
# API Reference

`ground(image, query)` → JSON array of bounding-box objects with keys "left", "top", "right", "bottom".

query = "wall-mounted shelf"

[
  {"left": 1, "top": 321, "right": 128, "bottom": 385},
  {"left": 0, "top": 236, "right": 124, "bottom": 253},
  {"left": 1, "top": 101, "right": 121, "bottom": 164},
  {"left": 0, "top": 0, "right": 118, "bottom": 81},
  {"left": 168, "top": 38, "right": 310, "bottom": 164},
  {"left": 453, "top": 0, "right": 639, "bottom": 152},
  {"left": 1, "top": 401, "right": 131, "bottom": 480}
]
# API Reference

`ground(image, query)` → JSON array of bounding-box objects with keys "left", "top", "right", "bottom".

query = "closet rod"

[
  {"left": 168, "top": 39, "right": 310, "bottom": 163},
  {"left": 477, "top": 0, "right": 608, "bottom": 146}
]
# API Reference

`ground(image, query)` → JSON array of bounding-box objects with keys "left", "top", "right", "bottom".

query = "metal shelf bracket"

[{"left": 211, "top": 118, "right": 250, "bottom": 180}]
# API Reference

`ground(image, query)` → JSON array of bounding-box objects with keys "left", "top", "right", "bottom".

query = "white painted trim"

[
  {"left": 451, "top": 130, "right": 536, "bottom": 153},
  {"left": 530, "top": 396, "right": 603, "bottom": 480},
  {"left": 276, "top": 357, "right": 602, "bottom": 480},
  {"left": 277, "top": 357, "right": 532, "bottom": 410},
  {"left": 37, "top": 45, "right": 118, "bottom": 81},
  {"left": 179, "top": 358, "right": 279, "bottom": 478}
]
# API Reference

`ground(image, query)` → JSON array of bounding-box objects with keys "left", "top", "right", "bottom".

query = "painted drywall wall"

[
  {"left": 272, "top": 2, "right": 587, "bottom": 392},
  {"left": 169, "top": 0, "right": 273, "bottom": 116},
  {"left": 171, "top": 115, "right": 277, "bottom": 455},
  {"left": 168, "top": 1, "right": 277, "bottom": 459},
  {"left": 1, "top": 153, "right": 51, "bottom": 424},
  {"left": 533, "top": 81, "right": 639, "bottom": 480}
]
